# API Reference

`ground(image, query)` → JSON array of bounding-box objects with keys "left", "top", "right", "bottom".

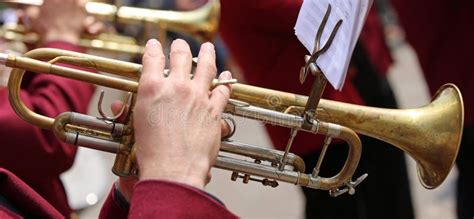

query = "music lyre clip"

[
  {"left": 279, "top": 4, "right": 343, "bottom": 170},
  {"left": 300, "top": 4, "right": 342, "bottom": 123}
]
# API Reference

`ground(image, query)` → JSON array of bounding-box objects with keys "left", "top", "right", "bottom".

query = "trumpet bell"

[
  {"left": 315, "top": 84, "right": 464, "bottom": 189},
  {"left": 414, "top": 84, "right": 463, "bottom": 188}
]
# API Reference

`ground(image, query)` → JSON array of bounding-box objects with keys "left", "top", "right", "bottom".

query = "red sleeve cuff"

[{"left": 129, "top": 180, "right": 238, "bottom": 218}]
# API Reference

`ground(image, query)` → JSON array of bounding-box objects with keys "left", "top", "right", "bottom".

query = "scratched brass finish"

[{"left": 2, "top": 48, "right": 463, "bottom": 191}]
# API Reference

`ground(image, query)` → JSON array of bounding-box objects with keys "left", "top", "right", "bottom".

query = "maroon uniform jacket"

[
  {"left": 391, "top": 0, "right": 474, "bottom": 126},
  {"left": 0, "top": 168, "right": 237, "bottom": 218},
  {"left": 100, "top": 180, "right": 238, "bottom": 219},
  {"left": 220, "top": 0, "right": 392, "bottom": 155},
  {"left": 0, "top": 41, "right": 94, "bottom": 215},
  {"left": 0, "top": 168, "right": 63, "bottom": 218}
]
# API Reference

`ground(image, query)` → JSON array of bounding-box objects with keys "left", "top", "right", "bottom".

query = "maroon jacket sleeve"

[
  {"left": 0, "top": 41, "right": 95, "bottom": 215},
  {"left": 125, "top": 180, "right": 238, "bottom": 218},
  {"left": 0, "top": 168, "right": 63, "bottom": 218}
]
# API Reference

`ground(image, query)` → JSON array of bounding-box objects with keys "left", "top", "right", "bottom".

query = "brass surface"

[
  {"left": 231, "top": 83, "right": 464, "bottom": 189},
  {"left": 3, "top": 48, "right": 463, "bottom": 191},
  {"left": 1, "top": 0, "right": 220, "bottom": 52}
]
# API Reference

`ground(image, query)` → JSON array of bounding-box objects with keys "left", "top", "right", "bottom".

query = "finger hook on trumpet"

[{"left": 97, "top": 91, "right": 133, "bottom": 121}]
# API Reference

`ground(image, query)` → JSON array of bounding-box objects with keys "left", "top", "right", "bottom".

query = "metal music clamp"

[
  {"left": 299, "top": 4, "right": 342, "bottom": 123},
  {"left": 280, "top": 4, "right": 368, "bottom": 196},
  {"left": 279, "top": 4, "right": 342, "bottom": 170}
]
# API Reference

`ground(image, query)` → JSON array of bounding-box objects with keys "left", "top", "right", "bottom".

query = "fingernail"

[
  {"left": 202, "top": 42, "right": 214, "bottom": 51},
  {"left": 146, "top": 39, "right": 158, "bottom": 46},
  {"left": 171, "top": 39, "right": 184, "bottom": 46},
  {"left": 145, "top": 39, "right": 161, "bottom": 57},
  {"left": 219, "top": 71, "right": 232, "bottom": 80}
]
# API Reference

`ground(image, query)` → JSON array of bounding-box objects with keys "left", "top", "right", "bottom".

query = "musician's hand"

[
  {"left": 25, "top": 0, "right": 87, "bottom": 44},
  {"left": 114, "top": 101, "right": 231, "bottom": 201},
  {"left": 134, "top": 39, "right": 232, "bottom": 190}
]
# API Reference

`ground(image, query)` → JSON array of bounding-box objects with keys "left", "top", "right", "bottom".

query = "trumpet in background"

[{"left": 1, "top": 0, "right": 220, "bottom": 54}]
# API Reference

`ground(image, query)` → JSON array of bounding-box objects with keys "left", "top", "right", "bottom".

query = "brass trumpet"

[
  {"left": 1, "top": 0, "right": 219, "bottom": 55},
  {"left": 0, "top": 23, "right": 145, "bottom": 55},
  {"left": 0, "top": 48, "right": 463, "bottom": 195}
]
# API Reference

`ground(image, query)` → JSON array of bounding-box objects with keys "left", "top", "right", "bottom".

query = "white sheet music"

[{"left": 295, "top": 0, "right": 373, "bottom": 90}]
